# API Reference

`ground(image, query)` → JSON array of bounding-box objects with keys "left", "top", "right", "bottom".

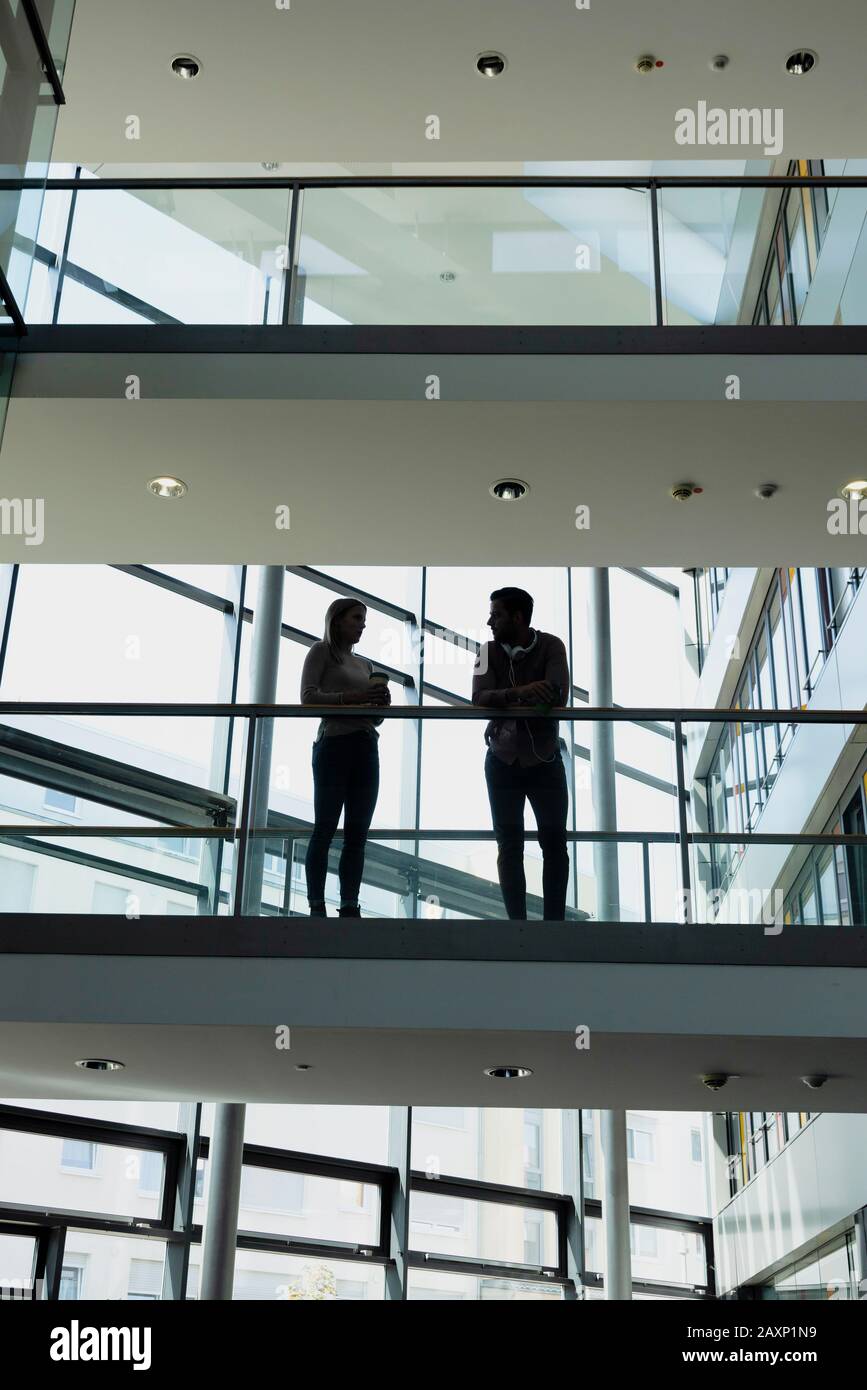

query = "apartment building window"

[
  {"left": 524, "top": 1213, "right": 544, "bottom": 1266},
  {"left": 630, "top": 1223, "right": 659, "bottom": 1259},
  {"left": 59, "top": 1262, "right": 85, "bottom": 1299},
  {"left": 0, "top": 859, "right": 36, "bottom": 912},
  {"left": 239, "top": 1167, "right": 304, "bottom": 1214},
  {"left": 137, "top": 1149, "right": 163, "bottom": 1197},
  {"left": 410, "top": 1192, "right": 465, "bottom": 1234},
  {"left": 60, "top": 1139, "right": 97, "bottom": 1172},
  {"left": 412, "top": 1108, "right": 466, "bottom": 1129},
  {"left": 127, "top": 1259, "right": 163, "bottom": 1300},
  {"left": 581, "top": 1111, "right": 595, "bottom": 1197},
  {"left": 626, "top": 1120, "right": 655, "bottom": 1164},
  {"left": 523, "top": 1109, "right": 543, "bottom": 1190}
]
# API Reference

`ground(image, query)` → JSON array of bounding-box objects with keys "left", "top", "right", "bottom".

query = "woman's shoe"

[
  {"left": 338, "top": 904, "right": 362, "bottom": 918},
  {"left": 308, "top": 901, "right": 327, "bottom": 917}
]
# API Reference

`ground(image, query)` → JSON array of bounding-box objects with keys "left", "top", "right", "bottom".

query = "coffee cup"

[{"left": 368, "top": 671, "right": 389, "bottom": 688}]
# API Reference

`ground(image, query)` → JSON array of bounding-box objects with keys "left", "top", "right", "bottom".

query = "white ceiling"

[
  {"left": 1, "top": 947, "right": 864, "bottom": 1109},
  {"left": 0, "top": 1025, "right": 862, "bottom": 1112},
  {"left": 1, "top": 386, "right": 865, "bottom": 564},
  {"left": 52, "top": 0, "right": 865, "bottom": 165}
]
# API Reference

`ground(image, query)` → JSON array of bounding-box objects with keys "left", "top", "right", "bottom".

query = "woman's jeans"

[{"left": 305, "top": 731, "right": 380, "bottom": 906}]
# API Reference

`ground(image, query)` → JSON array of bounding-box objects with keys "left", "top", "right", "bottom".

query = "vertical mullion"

[
  {"left": 566, "top": 568, "right": 579, "bottom": 915},
  {"left": 0, "top": 563, "right": 19, "bottom": 687},
  {"left": 385, "top": 1106, "right": 411, "bottom": 1300},
  {"left": 51, "top": 164, "right": 79, "bottom": 324},
  {"left": 562, "top": 1108, "right": 584, "bottom": 1299},
  {"left": 674, "top": 718, "right": 691, "bottom": 920},
  {"left": 161, "top": 1102, "right": 201, "bottom": 1300},
  {"left": 649, "top": 182, "right": 664, "bottom": 326}
]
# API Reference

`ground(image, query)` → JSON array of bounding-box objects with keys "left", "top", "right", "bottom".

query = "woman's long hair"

[{"left": 324, "top": 597, "right": 366, "bottom": 664}]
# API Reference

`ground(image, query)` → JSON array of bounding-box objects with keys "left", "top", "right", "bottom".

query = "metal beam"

[{"left": 14, "top": 324, "right": 867, "bottom": 355}]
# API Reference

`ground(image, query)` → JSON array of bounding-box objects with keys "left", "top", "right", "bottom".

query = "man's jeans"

[
  {"left": 484, "top": 749, "right": 570, "bottom": 920},
  {"left": 306, "top": 731, "right": 379, "bottom": 906}
]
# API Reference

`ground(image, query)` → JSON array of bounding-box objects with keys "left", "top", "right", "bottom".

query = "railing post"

[
  {"left": 673, "top": 717, "right": 692, "bottom": 922},
  {"left": 281, "top": 183, "right": 302, "bottom": 326},
  {"left": 649, "top": 180, "right": 664, "bottom": 327}
]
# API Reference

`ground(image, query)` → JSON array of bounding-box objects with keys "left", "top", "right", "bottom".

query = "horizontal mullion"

[
  {"left": 407, "top": 1251, "right": 567, "bottom": 1284},
  {"left": 0, "top": 1201, "right": 176, "bottom": 1238},
  {"left": 411, "top": 1169, "right": 569, "bottom": 1212},
  {"left": 198, "top": 1134, "right": 397, "bottom": 1183},
  {"left": 0, "top": 1103, "right": 187, "bottom": 1149}
]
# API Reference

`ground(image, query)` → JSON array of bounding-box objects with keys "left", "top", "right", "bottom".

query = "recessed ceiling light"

[
  {"left": 484, "top": 1065, "right": 533, "bottom": 1079},
  {"left": 841, "top": 479, "right": 867, "bottom": 501},
  {"left": 785, "top": 49, "right": 816, "bottom": 75},
  {"left": 75, "top": 1058, "right": 125, "bottom": 1072},
  {"left": 490, "top": 479, "right": 529, "bottom": 501},
  {"left": 476, "top": 51, "right": 507, "bottom": 78},
  {"left": 440, "top": 270, "right": 457, "bottom": 283},
  {"left": 171, "top": 54, "right": 202, "bottom": 79},
  {"left": 147, "top": 476, "right": 188, "bottom": 499},
  {"left": 261, "top": 162, "right": 280, "bottom": 171}
]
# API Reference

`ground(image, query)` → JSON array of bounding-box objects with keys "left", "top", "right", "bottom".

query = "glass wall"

[
  {"left": 759, "top": 1230, "right": 859, "bottom": 1300},
  {"left": 723, "top": 1110, "right": 814, "bottom": 1196},
  {"left": 701, "top": 566, "right": 864, "bottom": 893},
  {"left": 13, "top": 162, "right": 865, "bottom": 328},
  {"left": 0, "top": 563, "right": 686, "bottom": 923},
  {"left": 0, "top": 1101, "right": 713, "bottom": 1300}
]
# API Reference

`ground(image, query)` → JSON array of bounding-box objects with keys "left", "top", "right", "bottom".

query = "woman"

[{"left": 300, "top": 597, "right": 390, "bottom": 917}]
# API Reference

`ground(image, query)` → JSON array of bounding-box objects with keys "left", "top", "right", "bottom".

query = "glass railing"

[
  {"left": 4, "top": 173, "right": 867, "bottom": 330},
  {"left": 0, "top": 703, "right": 865, "bottom": 927}
]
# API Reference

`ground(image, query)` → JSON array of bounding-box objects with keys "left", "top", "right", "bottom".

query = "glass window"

[
  {"left": 59, "top": 1264, "right": 85, "bottom": 1300},
  {"left": 413, "top": 1108, "right": 466, "bottom": 1129},
  {"left": 408, "top": 1271, "right": 564, "bottom": 1300},
  {"left": 43, "top": 788, "right": 78, "bottom": 814},
  {"left": 627, "top": 1124, "right": 655, "bottom": 1164},
  {"left": 56, "top": 1237, "right": 167, "bottom": 1300},
  {"left": 298, "top": 185, "right": 654, "bottom": 327},
  {"left": 0, "top": 858, "right": 36, "bottom": 911},
  {"left": 0, "top": 1232, "right": 38, "bottom": 1298},
  {"left": 410, "top": 1191, "right": 558, "bottom": 1268},
  {"left": 239, "top": 1166, "right": 304, "bottom": 1214},
  {"left": 60, "top": 1139, "right": 97, "bottom": 1172},
  {"left": 127, "top": 1259, "right": 163, "bottom": 1300}
]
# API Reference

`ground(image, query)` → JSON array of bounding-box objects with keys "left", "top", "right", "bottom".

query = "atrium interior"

[{"left": 1, "top": 0, "right": 866, "bottom": 1313}]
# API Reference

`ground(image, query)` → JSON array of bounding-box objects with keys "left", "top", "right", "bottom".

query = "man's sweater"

[{"left": 471, "top": 630, "right": 570, "bottom": 766}]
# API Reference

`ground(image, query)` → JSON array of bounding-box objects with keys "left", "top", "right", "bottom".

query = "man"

[{"left": 472, "top": 587, "right": 570, "bottom": 921}]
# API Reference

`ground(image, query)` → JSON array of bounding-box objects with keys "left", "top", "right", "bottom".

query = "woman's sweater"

[{"left": 300, "top": 640, "right": 383, "bottom": 741}]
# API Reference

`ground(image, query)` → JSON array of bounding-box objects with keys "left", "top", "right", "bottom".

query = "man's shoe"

[
  {"left": 338, "top": 904, "right": 362, "bottom": 918},
  {"left": 308, "top": 901, "right": 327, "bottom": 917}
]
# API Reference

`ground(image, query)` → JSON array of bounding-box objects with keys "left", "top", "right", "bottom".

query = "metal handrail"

[{"left": 0, "top": 703, "right": 864, "bottom": 721}]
